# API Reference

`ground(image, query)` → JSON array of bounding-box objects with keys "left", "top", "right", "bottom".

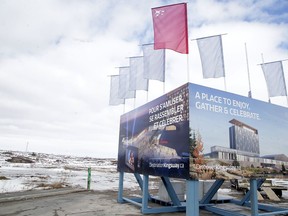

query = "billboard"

[{"left": 117, "top": 83, "right": 288, "bottom": 180}]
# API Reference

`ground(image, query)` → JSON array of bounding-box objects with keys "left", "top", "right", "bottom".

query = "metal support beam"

[
  {"left": 134, "top": 173, "right": 143, "bottom": 191},
  {"left": 231, "top": 178, "right": 265, "bottom": 206},
  {"left": 119, "top": 173, "right": 186, "bottom": 214},
  {"left": 186, "top": 180, "right": 199, "bottom": 216},
  {"left": 118, "top": 173, "right": 288, "bottom": 216},
  {"left": 117, "top": 172, "right": 124, "bottom": 203},
  {"left": 122, "top": 197, "right": 142, "bottom": 207},
  {"left": 245, "top": 202, "right": 288, "bottom": 213},
  {"left": 204, "top": 205, "right": 247, "bottom": 216},
  {"left": 258, "top": 210, "right": 288, "bottom": 216},
  {"left": 161, "top": 176, "right": 181, "bottom": 206},
  {"left": 141, "top": 175, "right": 149, "bottom": 214},
  {"left": 250, "top": 178, "right": 259, "bottom": 216},
  {"left": 200, "top": 179, "right": 225, "bottom": 204}
]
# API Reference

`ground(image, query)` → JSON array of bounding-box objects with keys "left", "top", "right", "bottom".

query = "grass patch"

[{"left": 36, "top": 182, "right": 67, "bottom": 189}]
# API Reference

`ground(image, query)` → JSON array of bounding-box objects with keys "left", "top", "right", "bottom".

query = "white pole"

[
  {"left": 223, "top": 77, "right": 227, "bottom": 92},
  {"left": 261, "top": 53, "right": 271, "bottom": 103},
  {"left": 245, "top": 43, "right": 252, "bottom": 98},
  {"left": 187, "top": 54, "right": 190, "bottom": 82},
  {"left": 123, "top": 99, "right": 126, "bottom": 113}
]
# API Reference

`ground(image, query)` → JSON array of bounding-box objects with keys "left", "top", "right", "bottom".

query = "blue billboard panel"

[
  {"left": 117, "top": 84, "right": 190, "bottom": 179},
  {"left": 118, "top": 83, "right": 288, "bottom": 180}
]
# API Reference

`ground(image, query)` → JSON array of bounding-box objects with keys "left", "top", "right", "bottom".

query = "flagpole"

[
  {"left": 187, "top": 54, "right": 190, "bottom": 82},
  {"left": 190, "top": 33, "right": 228, "bottom": 41},
  {"left": 261, "top": 53, "right": 271, "bottom": 103},
  {"left": 245, "top": 43, "right": 252, "bottom": 98},
  {"left": 279, "top": 61, "right": 288, "bottom": 107},
  {"left": 185, "top": 2, "right": 190, "bottom": 83},
  {"left": 281, "top": 59, "right": 288, "bottom": 106},
  {"left": 133, "top": 91, "right": 136, "bottom": 109},
  {"left": 147, "top": 80, "right": 150, "bottom": 102},
  {"left": 223, "top": 78, "right": 227, "bottom": 92},
  {"left": 123, "top": 99, "right": 126, "bottom": 113},
  {"left": 163, "top": 49, "right": 166, "bottom": 94},
  {"left": 280, "top": 60, "right": 288, "bottom": 107}
]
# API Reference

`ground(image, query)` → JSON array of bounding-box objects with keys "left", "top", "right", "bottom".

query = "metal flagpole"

[
  {"left": 147, "top": 88, "right": 149, "bottom": 103},
  {"left": 279, "top": 60, "right": 288, "bottom": 107},
  {"left": 223, "top": 76, "right": 227, "bottom": 92},
  {"left": 187, "top": 54, "right": 190, "bottom": 82},
  {"left": 191, "top": 33, "right": 228, "bottom": 41},
  {"left": 245, "top": 43, "right": 252, "bottom": 98},
  {"left": 147, "top": 78, "right": 149, "bottom": 102},
  {"left": 163, "top": 49, "right": 166, "bottom": 94},
  {"left": 185, "top": 2, "right": 190, "bottom": 83},
  {"left": 123, "top": 99, "right": 126, "bottom": 113}
]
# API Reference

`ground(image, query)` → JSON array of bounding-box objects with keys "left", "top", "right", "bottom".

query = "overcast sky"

[{"left": 0, "top": 0, "right": 287, "bottom": 158}]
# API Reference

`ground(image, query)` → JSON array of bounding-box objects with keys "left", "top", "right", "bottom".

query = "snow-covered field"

[
  {"left": 0, "top": 149, "right": 287, "bottom": 201},
  {"left": 0, "top": 150, "right": 140, "bottom": 193}
]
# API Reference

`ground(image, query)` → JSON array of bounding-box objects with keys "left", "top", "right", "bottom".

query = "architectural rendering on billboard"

[
  {"left": 117, "top": 84, "right": 190, "bottom": 179},
  {"left": 117, "top": 83, "right": 288, "bottom": 180}
]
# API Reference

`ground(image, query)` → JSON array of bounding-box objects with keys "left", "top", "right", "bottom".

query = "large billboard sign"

[{"left": 117, "top": 83, "right": 288, "bottom": 180}]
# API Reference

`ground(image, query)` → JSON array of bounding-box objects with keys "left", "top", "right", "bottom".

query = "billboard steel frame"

[{"left": 117, "top": 172, "right": 288, "bottom": 216}]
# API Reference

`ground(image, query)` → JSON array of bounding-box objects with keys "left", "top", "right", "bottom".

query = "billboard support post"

[
  {"left": 117, "top": 172, "right": 124, "bottom": 203},
  {"left": 250, "top": 178, "right": 259, "bottom": 216},
  {"left": 117, "top": 174, "right": 288, "bottom": 215},
  {"left": 141, "top": 175, "right": 149, "bottom": 214},
  {"left": 235, "top": 178, "right": 265, "bottom": 206},
  {"left": 186, "top": 180, "right": 200, "bottom": 216},
  {"left": 117, "top": 172, "right": 187, "bottom": 214}
]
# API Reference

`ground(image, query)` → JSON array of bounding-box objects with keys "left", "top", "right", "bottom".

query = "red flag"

[{"left": 152, "top": 3, "right": 189, "bottom": 54}]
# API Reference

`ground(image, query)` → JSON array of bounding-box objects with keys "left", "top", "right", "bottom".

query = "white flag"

[
  {"left": 119, "top": 67, "right": 136, "bottom": 99},
  {"left": 143, "top": 44, "right": 165, "bottom": 82},
  {"left": 109, "top": 75, "right": 124, "bottom": 106},
  {"left": 129, "top": 56, "right": 148, "bottom": 91},
  {"left": 197, "top": 35, "right": 225, "bottom": 78},
  {"left": 261, "top": 61, "right": 287, "bottom": 97}
]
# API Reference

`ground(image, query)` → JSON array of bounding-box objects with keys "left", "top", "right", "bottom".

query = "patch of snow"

[
  {"left": 282, "top": 191, "right": 288, "bottom": 199},
  {"left": 1, "top": 149, "right": 288, "bottom": 205},
  {"left": 0, "top": 150, "right": 139, "bottom": 193}
]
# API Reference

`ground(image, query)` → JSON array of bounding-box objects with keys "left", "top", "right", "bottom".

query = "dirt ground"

[
  {"left": 0, "top": 189, "right": 213, "bottom": 216},
  {"left": 0, "top": 188, "right": 287, "bottom": 216}
]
